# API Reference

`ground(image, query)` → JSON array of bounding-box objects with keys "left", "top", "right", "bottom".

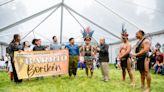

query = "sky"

[{"left": 0, "top": 0, "right": 164, "bottom": 44}]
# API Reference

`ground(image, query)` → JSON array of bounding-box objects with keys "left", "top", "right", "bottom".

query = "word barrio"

[{"left": 14, "top": 49, "right": 69, "bottom": 79}]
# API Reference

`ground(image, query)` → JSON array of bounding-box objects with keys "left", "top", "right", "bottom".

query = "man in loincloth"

[
  {"left": 132, "top": 30, "right": 151, "bottom": 92},
  {"left": 118, "top": 30, "right": 135, "bottom": 86}
]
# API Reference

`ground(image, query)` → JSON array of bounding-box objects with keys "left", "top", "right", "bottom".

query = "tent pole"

[
  {"left": 94, "top": 0, "right": 140, "bottom": 30},
  {"left": 1, "top": 44, "right": 3, "bottom": 56},
  {"left": 60, "top": 0, "right": 64, "bottom": 44},
  {"left": 65, "top": 7, "right": 98, "bottom": 44},
  {"left": 21, "top": 6, "right": 60, "bottom": 41},
  {"left": 64, "top": 4, "right": 121, "bottom": 40},
  {"left": 0, "top": 3, "right": 61, "bottom": 33},
  {"left": 0, "top": 0, "right": 14, "bottom": 7}
]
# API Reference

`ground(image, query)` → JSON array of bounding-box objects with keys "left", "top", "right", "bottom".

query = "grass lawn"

[{"left": 0, "top": 65, "right": 163, "bottom": 92}]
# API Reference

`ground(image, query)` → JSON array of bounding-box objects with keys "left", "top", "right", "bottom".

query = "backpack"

[{"left": 6, "top": 46, "right": 11, "bottom": 54}]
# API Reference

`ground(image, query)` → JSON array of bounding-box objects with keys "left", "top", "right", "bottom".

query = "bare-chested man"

[
  {"left": 132, "top": 30, "right": 151, "bottom": 92},
  {"left": 118, "top": 30, "right": 134, "bottom": 86}
]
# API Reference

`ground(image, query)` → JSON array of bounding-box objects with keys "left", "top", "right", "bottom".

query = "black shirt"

[
  {"left": 99, "top": 44, "right": 109, "bottom": 62},
  {"left": 33, "top": 45, "right": 46, "bottom": 51}
]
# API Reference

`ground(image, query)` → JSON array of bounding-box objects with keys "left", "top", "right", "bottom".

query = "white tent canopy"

[{"left": 0, "top": 0, "right": 164, "bottom": 44}]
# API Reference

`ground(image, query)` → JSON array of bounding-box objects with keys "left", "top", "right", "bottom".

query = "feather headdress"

[
  {"left": 81, "top": 27, "right": 94, "bottom": 41},
  {"left": 121, "top": 24, "right": 128, "bottom": 37}
]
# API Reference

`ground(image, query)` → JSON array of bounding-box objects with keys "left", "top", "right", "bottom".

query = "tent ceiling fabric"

[{"left": 0, "top": 0, "right": 164, "bottom": 44}]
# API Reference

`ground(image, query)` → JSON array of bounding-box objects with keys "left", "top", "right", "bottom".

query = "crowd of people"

[
  {"left": 3, "top": 27, "right": 163, "bottom": 92},
  {"left": 152, "top": 47, "right": 164, "bottom": 74}
]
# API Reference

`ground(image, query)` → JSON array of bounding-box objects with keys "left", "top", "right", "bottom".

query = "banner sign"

[{"left": 14, "top": 49, "right": 69, "bottom": 79}]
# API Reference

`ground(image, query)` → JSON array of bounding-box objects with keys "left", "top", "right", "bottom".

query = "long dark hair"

[
  {"left": 23, "top": 41, "right": 30, "bottom": 48},
  {"left": 11, "top": 34, "right": 20, "bottom": 43}
]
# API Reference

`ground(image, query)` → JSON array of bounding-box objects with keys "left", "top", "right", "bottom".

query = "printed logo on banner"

[{"left": 14, "top": 49, "right": 69, "bottom": 79}]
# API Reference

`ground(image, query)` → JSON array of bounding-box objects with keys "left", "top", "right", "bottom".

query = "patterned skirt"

[{"left": 84, "top": 56, "right": 94, "bottom": 70}]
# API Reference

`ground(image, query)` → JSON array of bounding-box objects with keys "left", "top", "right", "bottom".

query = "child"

[{"left": 5, "top": 54, "right": 13, "bottom": 81}]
